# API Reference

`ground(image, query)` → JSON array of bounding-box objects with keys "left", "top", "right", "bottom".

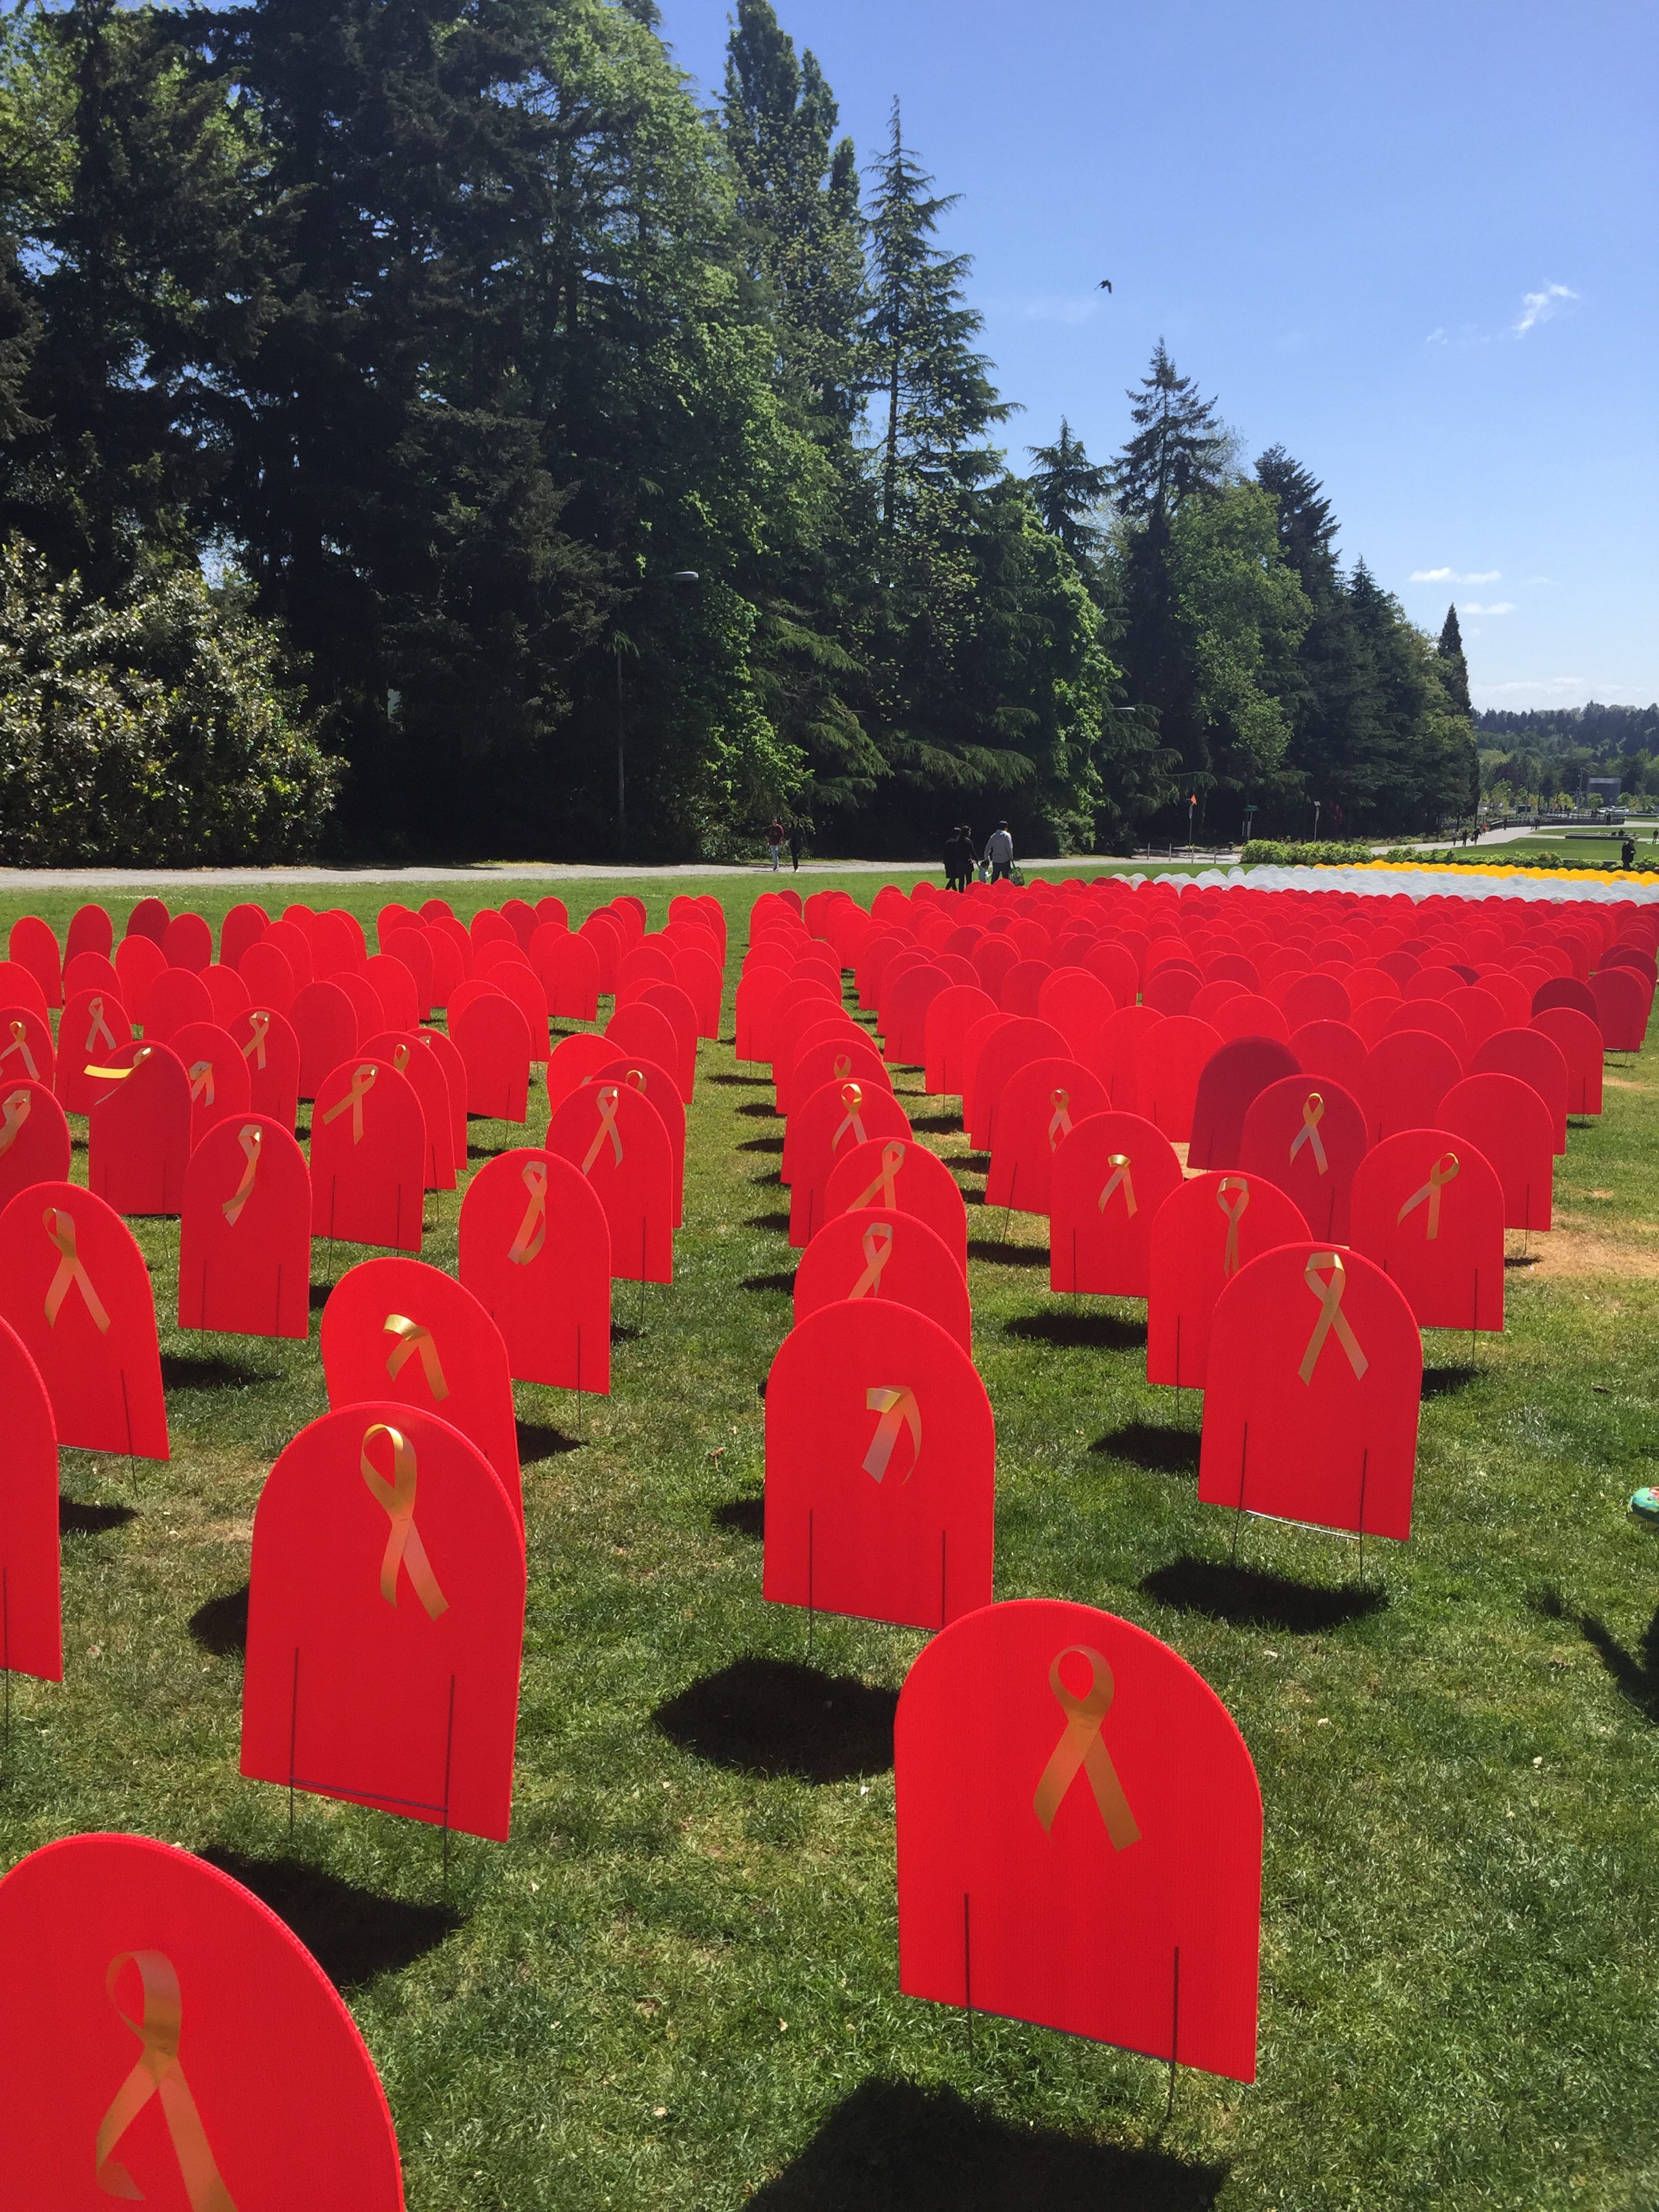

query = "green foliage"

[
  {"left": 1240, "top": 837, "right": 1375, "bottom": 865},
  {"left": 1025, "top": 418, "right": 1108, "bottom": 565},
  {"left": 0, "top": 539, "right": 337, "bottom": 863}
]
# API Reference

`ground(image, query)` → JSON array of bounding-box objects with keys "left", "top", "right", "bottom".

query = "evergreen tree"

[
  {"left": 1255, "top": 444, "right": 1337, "bottom": 595},
  {"left": 1109, "top": 341, "right": 1230, "bottom": 525},
  {"left": 1026, "top": 419, "right": 1109, "bottom": 563},
  {"left": 1436, "top": 603, "right": 1472, "bottom": 716}
]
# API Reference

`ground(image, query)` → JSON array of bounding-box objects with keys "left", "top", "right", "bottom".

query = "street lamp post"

[
  {"left": 1313, "top": 799, "right": 1322, "bottom": 841},
  {"left": 615, "top": 570, "right": 701, "bottom": 853}
]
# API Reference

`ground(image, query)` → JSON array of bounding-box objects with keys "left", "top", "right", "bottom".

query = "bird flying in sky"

[{"left": 1098, "top": 279, "right": 1113, "bottom": 292}]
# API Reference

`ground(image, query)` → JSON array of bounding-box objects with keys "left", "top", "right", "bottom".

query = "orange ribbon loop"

[
  {"left": 625, "top": 1066, "right": 647, "bottom": 1092},
  {"left": 43, "top": 1207, "right": 111, "bottom": 1332},
  {"left": 0, "top": 1086, "right": 30, "bottom": 1155},
  {"left": 95, "top": 1950, "right": 237, "bottom": 2212},
  {"left": 85, "top": 996, "right": 117, "bottom": 1054},
  {"left": 1216, "top": 1176, "right": 1250, "bottom": 1276},
  {"left": 1288, "top": 1090, "right": 1328, "bottom": 1174},
  {"left": 241, "top": 1010, "right": 270, "bottom": 1070},
  {"left": 188, "top": 1059, "right": 215, "bottom": 1106},
  {"left": 832, "top": 1053, "right": 852, "bottom": 1080},
  {"left": 360, "top": 1422, "right": 449, "bottom": 1618},
  {"left": 321, "top": 1063, "right": 377, "bottom": 1143},
  {"left": 1298, "top": 1250, "right": 1369, "bottom": 1385},
  {"left": 581, "top": 1084, "right": 624, "bottom": 1172},
  {"left": 390, "top": 1042, "right": 410, "bottom": 1076},
  {"left": 222, "top": 1125, "right": 263, "bottom": 1225},
  {"left": 851, "top": 1141, "right": 906, "bottom": 1212},
  {"left": 832, "top": 1080, "right": 867, "bottom": 1151},
  {"left": 1097, "top": 1152, "right": 1136, "bottom": 1219},
  {"left": 1032, "top": 1646, "right": 1141, "bottom": 1848},
  {"left": 1397, "top": 1151, "right": 1460, "bottom": 1242},
  {"left": 1, "top": 1019, "right": 37, "bottom": 1078},
  {"left": 1047, "top": 1087, "right": 1073, "bottom": 1151},
  {"left": 384, "top": 1313, "right": 450, "bottom": 1400},
  {"left": 850, "top": 1221, "right": 894, "bottom": 1297},
  {"left": 862, "top": 1385, "right": 921, "bottom": 1482},
  {"left": 509, "top": 1161, "right": 548, "bottom": 1264}
]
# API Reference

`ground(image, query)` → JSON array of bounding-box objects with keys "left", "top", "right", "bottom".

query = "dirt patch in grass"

[{"left": 1516, "top": 1214, "right": 1659, "bottom": 1280}]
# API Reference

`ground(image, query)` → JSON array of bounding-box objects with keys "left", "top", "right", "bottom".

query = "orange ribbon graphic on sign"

[
  {"left": 508, "top": 1160, "right": 548, "bottom": 1263},
  {"left": 94, "top": 1950, "right": 237, "bottom": 2211},
  {"left": 321, "top": 1064, "right": 377, "bottom": 1144},
  {"left": 1, "top": 1018, "right": 37, "bottom": 1078},
  {"left": 1298, "top": 1250, "right": 1369, "bottom": 1385},
  {"left": 241, "top": 1011, "right": 269, "bottom": 1070},
  {"left": 384, "top": 1313, "right": 450, "bottom": 1400},
  {"left": 390, "top": 1042, "right": 411, "bottom": 1076},
  {"left": 43, "top": 1207, "right": 111, "bottom": 1332},
  {"left": 360, "top": 1422, "right": 449, "bottom": 1617},
  {"left": 0, "top": 1086, "right": 30, "bottom": 1156},
  {"left": 1047, "top": 1088, "right": 1073, "bottom": 1151},
  {"left": 850, "top": 1221, "right": 893, "bottom": 1297},
  {"left": 222, "top": 1124, "right": 262, "bottom": 1226},
  {"left": 85, "top": 996, "right": 118, "bottom": 1054},
  {"left": 862, "top": 1385, "right": 921, "bottom": 1482},
  {"left": 1097, "top": 1152, "right": 1136, "bottom": 1218},
  {"left": 188, "top": 1059, "right": 215, "bottom": 1106},
  {"left": 851, "top": 1141, "right": 905, "bottom": 1211},
  {"left": 581, "top": 1084, "right": 624, "bottom": 1172},
  {"left": 1288, "top": 1090, "right": 1328, "bottom": 1174},
  {"left": 1397, "top": 1150, "right": 1460, "bottom": 1241},
  {"left": 1032, "top": 1645, "right": 1141, "bottom": 1848},
  {"left": 832, "top": 1081, "right": 867, "bottom": 1151},
  {"left": 1216, "top": 1176, "right": 1250, "bottom": 1275},
  {"left": 832, "top": 1053, "right": 853, "bottom": 1080}
]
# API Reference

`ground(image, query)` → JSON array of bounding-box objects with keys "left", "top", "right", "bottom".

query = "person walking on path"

[
  {"left": 942, "top": 824, "right": 968, "bottom": 892},
  {"left": 766, "top": 817, "right": 784, "bottom": 871},
  {"left": 788, "top": 817, "right": 809, "bottom": 871},
  {"left": 983, "top": 821, "right": 1015, "bottom": 882}
]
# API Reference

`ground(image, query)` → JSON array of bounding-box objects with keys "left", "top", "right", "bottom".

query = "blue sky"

[{"left": 659, "top": 0, "right": 1656, "bottom": 714}]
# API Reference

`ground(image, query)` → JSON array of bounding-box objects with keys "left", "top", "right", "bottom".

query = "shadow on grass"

[
  {"left": 739, "top": 1136, "right": 786, "bottom": 1155},
  {"left": 611, "top": 1320, "right": 640, "bottom": 1345},
  {"left": 966, "top": 1237, "right": 1048, "bottom": 1270},
  {"left": 712, "top": 1494, "right": 764, "bottom": 1540},
  {"left": 197, "top": 1846, "right": 464, "bottom": 1992},
  {"left": 737, "top": 1100, "right": 779, "bottom": 1119},
  {"left": 710, "top": 1072, "right": 772, "bottom": 1088},
  {"left": 161, "top": 1352, "right": 276, "bottom": 1391},
  {"left": 1016, "top": 1309, "right": 1146, "bottom": 1351},
  {"left": 1422, "top": 1364, "right": 1481, "bottom": 1399},
  {"left": 60, "top": 1495, "right": 138, "bottom": 1536},
  {"left": 908, "top": 1113, "right": 960, "bottom": 1135},
  {"left": 466, "top": 1141, "right": 512, "bottom": 1161},
  {"left": 189, "top": 1583, "right": 249, "bottom": 1659},
  {"left": 746, "top": 1212, "right": 793, "bottom": 1235},
  {"left": 1504, "top": 1252, "right": 1540, "bottom": 1269},
  {"left": 1536, "top": 1586, "right": 1659, "bottom": 1721},
  {"left": 750, "top": 2078, "right": 1227, "bottom": 2211},
  {"left": 752, "top": 1168, "right": 783, "bottom": 1188},
  {"left": 1093, "top": 1420, "right": 1198, "bottom": 1475},
  {"left": 1141, "top": 1555, "right": 1386, "bottom": 1633},
  {"left": 957, "top": 1153, "right": 991, "bottom": 1176},
  {"left": 742, "top": 1271, "right": 796, "bottom": 1294},
  {"left": 518, "top": 1419, "right": 582, "bottom": 1465},
  {"left": 654, "top": 1656, "right": 896, "bottom": 1783}
]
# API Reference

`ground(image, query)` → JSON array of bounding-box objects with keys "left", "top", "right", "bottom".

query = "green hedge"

[
  {"left": 1241, "top": 838, "right": 1375, "bottom": 867},
  {"left": 1387, "top": 846, "right": 1658, "bottom": 874},
  {"left": 0, "top": 543, "right": 340, "bottom": 865}
]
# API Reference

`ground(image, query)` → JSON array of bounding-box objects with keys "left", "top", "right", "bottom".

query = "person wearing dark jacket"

[{"left": 943, "top": 825, "right": 969, "bottom": 891}]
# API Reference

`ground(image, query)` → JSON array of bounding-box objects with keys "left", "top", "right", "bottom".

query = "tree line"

[
  {"left": 1474, "top": 703, "right": 1659, "bottom": 813},
  {"left": 0, "top": 0, "right": 1478, "bottom": 861}
]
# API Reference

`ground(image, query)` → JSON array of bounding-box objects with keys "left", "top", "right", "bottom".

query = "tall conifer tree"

[{"left": 1026, "top": 419, "right": 1109, "bottom": 563}]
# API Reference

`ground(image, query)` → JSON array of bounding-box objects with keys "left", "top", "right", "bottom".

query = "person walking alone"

[
  {"left": 789, "top": 817, "right": 809, "bottom": 872},
  {"left": 942, "top": 823, "right": 968, "bottom": 892},
  {"left": 983, "top": 821, "right": 1015, "bottom": 882},
  {"left": 766, "top": 816, "right": 784, "bottom": 871}
]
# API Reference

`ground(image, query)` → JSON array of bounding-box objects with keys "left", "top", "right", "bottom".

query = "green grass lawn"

[{"left": 1, "top": 874, "right": 1656, "bottom": 2211}]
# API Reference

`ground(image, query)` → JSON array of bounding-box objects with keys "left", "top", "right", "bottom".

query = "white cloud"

[
  {"left": 1010, "top": 294, "right": 1100, "bottom": 326},
  {"left": 1410, "top": 567, "right": 1501, "bottom": 584},
  {"left": 1513, "top": 283, "right": 1578, "bottom": 335},
  {"left": 1458, "top": 600, "right": 1515, "bottom": 616}
]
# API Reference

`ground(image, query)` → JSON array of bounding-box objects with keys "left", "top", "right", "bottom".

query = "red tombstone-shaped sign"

[
  {"left": 243, "top": 1402, "right": 525, "bottom": 1840},
  {"left": 1437, "top": 1071, "right": 1554, "bottom": 1231},
  {"left": 56, "top": 990, "right": 134, "bottom": 1115},
  {"left": 794, "top": 1206, "right": 972, "bottom": 1352},
  {"left": 544, "top": 1078, "right": 674, "bottom": 1284},
  {"left": 0, "top": 1182, "right": 169, "bottom": 1458},
  {"left": 1531, "top": 1004, "right": 1603, "bottom": 1117},
  {"left": 787, "top": 1077, "right": 914, "bottom": 1246},
  {"left": 0, "top": 1004, "right": 54, "bottom": 1091},
  {"left": 321, "top": 1258, "right": 523, "bottom": 1523},
  {"left": 1353, "top": 1029, "right": 1462, "bottom": 1147},
  {"left": 1187, "top": 1037, "right": 1299, "bottom": 1172},
  {"left": 0, "top": 1315, "right": 60, "bottom": 1681},
  {"left": 1471, "top": 1025, "right": 1570, "bottom": 1153},
  {"left": 0, "top": 1076, "right": 71, "bottom": 1214},
  {"left": 310, "top": 1058, "right": 426, "bottom": 1252},
  {"left": 1135, "top": 1016, "right": 1223, "bottom": 1141},
  {"left": 1050, "top": 1110, "right": 1185, "bottom": 1297},
  {"left": 451, "top": 990, "right": 532, "bottom": 1122},
  {"left": 824, "top": 1134, "right": 969, "bottom": 1275},
  {"left": 233, "top": 1006, "right": 301, "bottom": 1131},
  {"left": 986, "top": 1056, "right": 1109, "bottom": 1215},
  {"left": 178, "top": 1115, "right": 312, "bottom": 1340},
  {"left": 1347, "top": 1128, "right": 1505, "bottom": 1333},
  {"left": 1200, "top": 1244, "right": 1421, "bottom": 1539},
  {"left": 764, "top": 1300, "right": 994, "bottom": 1631},
  {"left": 87, "top": 1042, "right": 192, "bottom": 1216},
  {"left": 362, "top": 1031, "right": 457, "bottom": 1191},
  {"left": 291, "top": 979, "right": 359, "bottom": 1101},
  {"left": 0, "top": 1832, "right": 405, "bottom": 2208},
  {"left": 1146, "top": 1171, "right": 1310, "bottom": 1391},
  {"left": 169, "top": 1018, "right": 253, "bottom": 1151},
  {"left": 459, "top": 1148, "right": 612, "bottom": 1394},
  {"left": 1237, "top": 1074, "right": 1369, "bottom": 1240},
  {"left": 897, "top": 1597, "right": 1261, "bottom": 2082}
]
